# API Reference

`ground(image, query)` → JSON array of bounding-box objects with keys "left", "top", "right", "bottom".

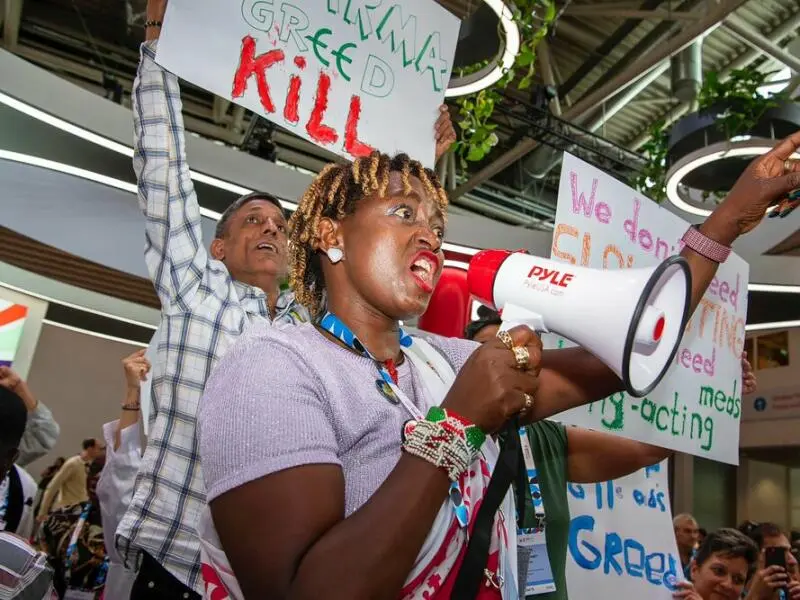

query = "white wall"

[
  {"left": 738, "top": 459, "right": 790, "bottom": 530},
  {"left": 23, "top": 323, "right": 140, "bottom": 478}
]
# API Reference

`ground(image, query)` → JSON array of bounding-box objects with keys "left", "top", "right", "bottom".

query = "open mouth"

[
  {"left": 409, "top": 251, "right": 439, "bottom": 293},
  {"left": 256, "top": 242, "right": 278, "bottom": 254}
]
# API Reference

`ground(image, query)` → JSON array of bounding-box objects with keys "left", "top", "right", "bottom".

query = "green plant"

[
  {"left": 452, "top": 0, "right": 557, "bottom": 168},
  {"left": 633, "top": 66, "right": 792, "bottom": 203},
  {"left": 632, "top": 120, "right": 669, "bottom": 203},
  {"left": 697, "top": 68, "right": 785, "bottom": 140}
]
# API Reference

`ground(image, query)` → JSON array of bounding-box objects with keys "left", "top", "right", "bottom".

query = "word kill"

[
  {"left": 232, "top": 37, "right": 374, "bottom": 156},
  {"left": 241, "top": 0, "right": 449, "bottom": 92}
]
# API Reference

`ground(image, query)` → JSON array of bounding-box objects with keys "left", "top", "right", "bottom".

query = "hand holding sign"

[{"left": 709, "top": 130, "right": 800, "bottom": 243}]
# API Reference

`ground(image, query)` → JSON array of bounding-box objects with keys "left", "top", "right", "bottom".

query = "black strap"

[
  {"left": 452, "top": 419, "right": 523, "bottom": 599},
  {"left": 3, "top": 466, "right": 24, "bottom": 533}
]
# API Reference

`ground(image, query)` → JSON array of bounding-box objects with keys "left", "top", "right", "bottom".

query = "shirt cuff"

[{"left": 140, "top": 39, "right": 158, "bottom": 62}]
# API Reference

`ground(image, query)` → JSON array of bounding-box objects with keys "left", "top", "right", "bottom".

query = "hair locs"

[{"left": 288, "top": 151, "right": 448, "bottom": 316}]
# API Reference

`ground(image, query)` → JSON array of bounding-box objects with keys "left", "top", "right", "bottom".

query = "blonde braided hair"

[{"left": 289, "top": 151, "right": 449, "bottom": 316}]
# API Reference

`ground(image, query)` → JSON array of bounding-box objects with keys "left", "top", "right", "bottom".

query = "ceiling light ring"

[
  {"left": 445, "top": 0, "right": 521, "bottom": 98},
  {"left": 664, "top": 138, "right": 800, "bottom": 217}
]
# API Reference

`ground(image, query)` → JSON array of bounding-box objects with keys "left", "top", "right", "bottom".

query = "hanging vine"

[{"left": 452, "top": 0, "right": 558, "bottom": 168}]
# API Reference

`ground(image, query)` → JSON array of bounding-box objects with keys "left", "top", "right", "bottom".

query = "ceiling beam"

[
  {"left": 723, "top": 14, "right": 800, "bottom": 74},
  {"left": 565, "top": 8, "right": 698, "bottom": 21},
  {"left": 451, "top": 0, "right": 749, "bottom": 199},
  {"left": 628, "top": 11, "right": 800, "bottom": 149}
]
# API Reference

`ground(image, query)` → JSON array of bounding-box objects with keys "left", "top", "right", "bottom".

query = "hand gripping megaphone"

[{"left": 468, "top": 250, "right": 693, "bottom": 398}]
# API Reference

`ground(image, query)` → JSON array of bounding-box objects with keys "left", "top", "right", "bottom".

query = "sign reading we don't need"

[
  {"left": 156, "top": 0, "right": 460, "bottom": 168},
  {"left": 544, "top": 153, "right": 750, "bottom": 465}
]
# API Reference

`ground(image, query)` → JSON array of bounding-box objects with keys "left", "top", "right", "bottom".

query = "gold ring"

[
  {"left": 496, "top": 329, "right": 514, "bottom": 350},
  {"left": 513, "top": 345, "right": 530, "bottom": 370},
  {"left": 520, "top": 392, "right": 534, "bottom": 415},
  {"left": 786, "top": 159, "right": 795, "bottom": 174}
]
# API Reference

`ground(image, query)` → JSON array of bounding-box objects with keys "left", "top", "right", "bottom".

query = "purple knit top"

[{"left": 197, "top": 320, "right": 479, "bottom": 513}]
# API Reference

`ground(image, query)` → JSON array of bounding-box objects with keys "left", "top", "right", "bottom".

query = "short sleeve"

[{"left": 198, "top": 333, "right": 341, "bottom": 502}]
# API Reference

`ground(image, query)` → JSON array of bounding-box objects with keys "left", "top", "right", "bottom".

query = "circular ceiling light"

[
  {"left": 665, "top": 139, "right": 800, "bottom": 217},
  {"left": 445, "top": 0, "right": 520, "bottom": 98}
]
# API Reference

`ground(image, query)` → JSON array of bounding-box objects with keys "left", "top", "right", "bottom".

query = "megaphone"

[{"left": 468, "top": 250, "right": 692, "bottom": 398}]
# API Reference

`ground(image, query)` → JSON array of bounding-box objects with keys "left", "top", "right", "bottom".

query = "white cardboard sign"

[
  {"left": 545, "top": 153, "right": 749, "bottom": 464},
  {"left": 156, "top": 0, "right": 460, "bottom": 168},
  {"left": 566, "top": 461, "right": 683, "bottom": 599}
]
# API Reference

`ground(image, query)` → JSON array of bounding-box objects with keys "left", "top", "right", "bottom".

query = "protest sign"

[
  {"left": 544, "top": 153, "right": 749, "bottom": 464},
  {"left": 156, "top": 0, "right": 460, "bottom": 168},
  {"left": 566, "top": 461, "right": 682, "bottom": 599}
]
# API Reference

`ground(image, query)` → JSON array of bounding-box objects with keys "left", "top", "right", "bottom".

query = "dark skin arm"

[
  {"left": 566, "top": 427, "right": 672, "bottom": 483},
  {"left": 212, "top": 458, "right": 448, "bottom": 600}
]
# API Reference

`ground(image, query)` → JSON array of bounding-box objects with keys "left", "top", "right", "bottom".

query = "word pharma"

[{"left": 235, "top": 0, "right": 449, "bottom": 156}]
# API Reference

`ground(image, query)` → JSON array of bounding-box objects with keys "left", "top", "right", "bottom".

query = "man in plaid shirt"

[
  {"left": 118, "top": 2, "right": 456, "bottom": 597},
  {"left": 114, "top": 4, "right": 310, "bottom": 598}
]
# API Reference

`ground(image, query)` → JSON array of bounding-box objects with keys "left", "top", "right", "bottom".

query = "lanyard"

[
  {"left": 517, "top": 427, "right": 546, "bottom": 533},
  {"left": 317, "top": 312, "right": 470, "bottom": 528}
]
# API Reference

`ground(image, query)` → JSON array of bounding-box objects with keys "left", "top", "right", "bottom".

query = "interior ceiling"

[{"left": 4, "top": 0, "right": 800, "bottom": 229}]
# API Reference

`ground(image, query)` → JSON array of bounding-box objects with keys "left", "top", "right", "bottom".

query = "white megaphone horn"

[{"left": 468, "top": 250, "right": 693, "bottom": 398}]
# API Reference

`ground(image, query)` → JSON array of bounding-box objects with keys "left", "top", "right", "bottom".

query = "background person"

[
  {"left": 0, "top": 381, "right": 57, "bottom": 599},
  {"left": 0, "top": 366, "right": 60, "bottom": 468},
  {"left": 673, "top": 528, "right": 759, "bottom": 600},
  {"left": 96, "top": 350, "right": 148, "bottom": 600},
  {"left": 37, "top": 439, "right": 104, "bottom": 524}
]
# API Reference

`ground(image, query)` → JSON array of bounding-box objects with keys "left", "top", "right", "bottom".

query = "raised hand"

[
  {"left": 442, "top": 325, "right": 542, "bottom": 434},
  {"left": 742, "top": 351, "right": 757, "bottom": 395},
  {"left": 434, "top": 105, "right": 457, "bottom": 163},
  {"left": 672, "top": 581, "right": 703, "bottom": 600},
  {"left": 123, "top": 349, "right": 151, "bottom": 390},
  {"left": 713, "top": 130, "right": 800, "bottom": 242},
  {"left": 0, "top": 366, "right": 22, "bottom": 392}
]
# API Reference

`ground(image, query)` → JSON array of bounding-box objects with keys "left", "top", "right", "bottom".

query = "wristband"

[
  {"left": 400, "top": 407, "right": 486, "bottom": 481},
  {"left": 144, "top": 20, "right": 162, "bottom": 28},
  {"left": 121, "top": 403, "right": 141, "bottom": 411},
  {"left": 681, "top": 225, "right": 731, "bottom": 264}
]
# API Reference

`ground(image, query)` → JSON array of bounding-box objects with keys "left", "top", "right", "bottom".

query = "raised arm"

[
  {"left": 529, "top": 130, "right": 800, "bottom": 416},
  {"left": 134, "top": 0, "right": 209, "bottom": 308},
  {"left": 0, "top": 367, "right": 60, "bottom": 467}
]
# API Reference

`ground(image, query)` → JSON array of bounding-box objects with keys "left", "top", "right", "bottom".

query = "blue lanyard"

[{"left": 317, "top": 312, "right": 470, "bottom": 529}]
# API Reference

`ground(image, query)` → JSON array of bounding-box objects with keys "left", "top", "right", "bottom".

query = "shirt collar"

[{"left": 232, "top": 280, "right": 306, "bottom": 321}]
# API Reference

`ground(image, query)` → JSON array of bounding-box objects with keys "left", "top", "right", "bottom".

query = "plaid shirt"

[
  {"left": 116, "top": 41, "right": 309, "bottom": 592},
  {"left": 0, "top": 532, "right": 57, "bottom": 600}
]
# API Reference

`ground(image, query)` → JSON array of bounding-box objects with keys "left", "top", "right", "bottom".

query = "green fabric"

[{"left": 522, "top": 420, "right": 570, "bottom": 600}]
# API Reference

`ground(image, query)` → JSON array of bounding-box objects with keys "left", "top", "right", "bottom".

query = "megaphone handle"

[{"left": 498, "top": 302, "right": 549, "bottom": 334}]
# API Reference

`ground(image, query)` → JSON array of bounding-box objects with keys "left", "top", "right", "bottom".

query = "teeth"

[{"left": 412, "top": 258, "right": 432, "bottom": 274}]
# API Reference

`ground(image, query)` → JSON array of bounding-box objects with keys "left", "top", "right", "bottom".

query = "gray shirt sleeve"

[{"left": 16, "top": 402, "right": 61, "bottom": 467}]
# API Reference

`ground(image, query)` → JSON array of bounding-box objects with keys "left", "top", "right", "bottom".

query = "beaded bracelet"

[{"left": 401, "top": 407, "right": 486, "bottom": 481}]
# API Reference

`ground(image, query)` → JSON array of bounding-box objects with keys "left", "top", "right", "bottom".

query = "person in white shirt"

[{"left": 97, "top": 349, "right": 150, "bottom": 600}]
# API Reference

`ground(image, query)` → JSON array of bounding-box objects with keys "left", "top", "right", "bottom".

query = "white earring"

[{"left": 327, "top": 247, "right": 344, "bottom": 263}]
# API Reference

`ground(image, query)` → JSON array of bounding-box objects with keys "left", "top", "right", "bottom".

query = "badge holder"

[{"left": 516, "top": 427, "right": 556, "bottom": 597}]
